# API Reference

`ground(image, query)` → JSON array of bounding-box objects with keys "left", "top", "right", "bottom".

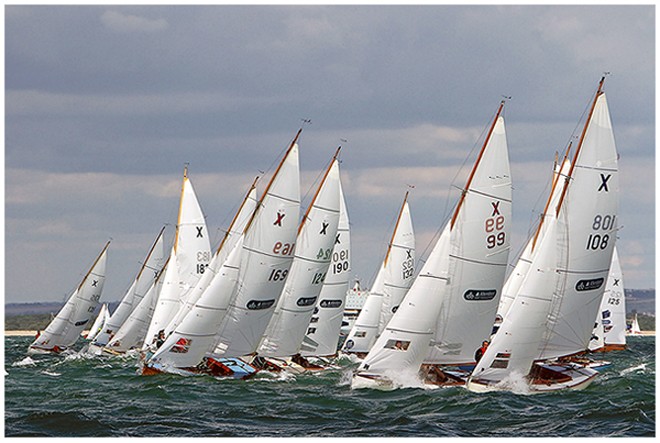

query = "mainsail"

[
  {"left": 144, "top": 167, "right": 211, "bottom": 346},
  {"left": 301, "top": 179, "right": 352, "bottom": 357},
  {"left": 355, "top": 101, "right": 511, "bottom": 383},
  {"left": 29, "top": 241, "right": 110, "bottom": 353},
  {"left": 211, "top": 130, "right": 301, "bottom": 358},
  {"left": 258, "top": 151, "right": 341, "bottom": 358},
  {"left": 86, "top": 303, "right": 109, "bottom": 342},
  {"left": 343, "top": 192, "right": 415, "bottom": 355}
]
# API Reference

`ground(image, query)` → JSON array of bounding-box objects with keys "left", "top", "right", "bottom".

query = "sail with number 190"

[
  {"left": 211, "top": 130, "right": 302, "bottom": 359},
  {"left": 300, "top": 180, "right": 352, "bottom": 358}
]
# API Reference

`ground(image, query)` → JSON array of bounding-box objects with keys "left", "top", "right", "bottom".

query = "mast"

[
  {"left": 173, "top": 164, "right": 189, "bottom": 253},
  {"left": 215, "top": 176, "right": 259, "bottom": 255},
  {"left": 555, "top": 76, "right": 606, "bottom": 216},
  {"left": 77, "top": 240, "right": 110, "bottom": 291},
  {"left": 243, "top": 129, "right": 303, "bottom": 235},
  {"left": 531, "top": 144, "right": 572, "bottom": 251},
  {"left": 450, "top": 100, "right": 506, "bottom": 229},
  {"left": 298, "top": 146, "right": 341, "bottom": 235},
  {"left": 383, "top": 191, "right": 409, "bottom": 266},
  {"left": 134, "top": 226, "right": 166, "bottom": 282}
]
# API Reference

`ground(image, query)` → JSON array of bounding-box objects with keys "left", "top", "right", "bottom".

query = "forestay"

[
  {"left": 211, "top": 131, "right": 301, "bottom": 358},
  {"left": 30, "top": 242, "right": 109, "bottom": 353},
  {"left": 258, "top": 155, "right": 341, "bottom": 358},
  {"left": 301, "top": 180, "right": 352, "bottom": 357}
]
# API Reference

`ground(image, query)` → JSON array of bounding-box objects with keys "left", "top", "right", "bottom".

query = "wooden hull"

[{"left": 467, "top": 363, "right": 599, "bottom": 393}]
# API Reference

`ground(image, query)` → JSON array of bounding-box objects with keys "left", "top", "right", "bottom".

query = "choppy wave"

[{"left": 4, "top": 335, "right": 655, "bottom": 437}]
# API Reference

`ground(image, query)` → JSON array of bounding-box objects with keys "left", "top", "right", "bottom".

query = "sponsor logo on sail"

[
  {"left": 575, "top": 278, "right": 604, "bottom": 292},
  {"left": 320, "top": 299, "right": 342, "bottom": 309},
  {"left": 246, "top": 299, "right": 275, "bottom": 310},
  {"left": 463, "top": 289, "right": 497, "bottom": 301},
  {"left": 296, "top": 296, "right": 318, "bottom": 307}
]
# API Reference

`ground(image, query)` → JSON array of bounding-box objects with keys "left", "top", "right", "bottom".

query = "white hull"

[
  {"left": 467, "top": 363, "right": 598, "bottom": 393},
  {"left": 351, "top": 372, "right": 395, "bottom": 391}
]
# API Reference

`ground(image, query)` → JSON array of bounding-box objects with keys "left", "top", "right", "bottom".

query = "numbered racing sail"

[
  {"left": 258, "top": 150, "right": 341, "bottom": 358},
  {"left": 343, "top": 192, "right": 415, "bottom": 355},
  {"left": 144, "top": 167, "right": 211, "bottom": 346},
  {"left": 86, "top": 303, "right": 109, "bottom": 342},
  {"left": 301, "top": 179, "right": 352, "bottom": 357},
  {"left": 354, "top": 100, "right": 511, "bottom": 386},
  {"left": 211, "top": 130, "right": 302, "bottom": 358},
  {"left": 29, "top": 241, "right": 110, "bottom": 354},
  {"left": 589, "top": 248, "right": 626, "bottom": 351}
]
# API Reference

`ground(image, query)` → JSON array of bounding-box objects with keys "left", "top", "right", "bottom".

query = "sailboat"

[
  {"left": 300, "top": 179, "right": 351, "bottom": 359},
  {"left": 143, "top": 166, "right": 212, "bottom": 348},
  {"left": 589, "top": 247, "right": 627, "bottom": 351},
  {"left": 88, "top": 227, "right": 166, "bottom": 351},
  {"left": 343, "top": 192, "right": 415, "bottom": 358},
  {"left": 467, "top": 77, "right": 619, "bottom": 393},
  {"left": 85, "top": 303, "right": 109, "bottom": 342},
  {"left": 254, "top": 149, "right": 342, "bottom": 372},
  {"left": 141, "top": 179, "right": 260, "bottom": 376},
  {"left": 629, "top": 313, "right": 642, "bottom": 335},
  {"left": 353, "top": 99, "right": 512, "bottom": 389},
  {"left": 29, "top": 241, "right": 110, "bottom": 354},
  {"left": 208, "top": 129, "right": 301, "bottom": 363}
]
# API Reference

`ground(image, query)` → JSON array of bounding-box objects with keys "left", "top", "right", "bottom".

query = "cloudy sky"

[{"left": 5, "top": 5, "right": 654, "bottom": 304}]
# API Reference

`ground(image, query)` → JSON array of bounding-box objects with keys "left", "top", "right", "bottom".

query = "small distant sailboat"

[
  {"left": 467, "top": 76, "right": 619, "bottom": 393},
  {"left": 629, "top": 313, "right": 642, "bottom": 335},
  {"left": 29, "top": 241, "right": 110, "bottom": 354},
  {"left": 353, "top": 99, "right": 512, "bottom": 389},
  {"left": 343, "top": 192, "right": 415, "bottom": 358},
  {"left": 590, "top": 247, "right": 627, "bottom": 351}
]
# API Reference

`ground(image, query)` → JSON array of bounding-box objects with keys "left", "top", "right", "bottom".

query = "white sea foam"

[
  {"left": 12, "top": 356, "right": 36, "bottom": 367},
  {"left": 620, "top": 363, "right": 646, "bottom": 376}
]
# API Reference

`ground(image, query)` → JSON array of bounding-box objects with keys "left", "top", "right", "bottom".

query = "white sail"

[
  {"left": 258, "top": 155, "right": 341, "bottom": 358},
  {"left": 145, "top": 168, "right": 212, "bottom": 346},
  {"left": 378, "top": 198, "right": 415, "bottom": 333},
  {"left": 148, "top": 236, "right": 245, "bottom": 368},
  {"left": 301, "top": 180, "right": 352, "bottom": 357},
  {"left": 589, "top": 247, "right": 626, "bottom": 350},
  {"left": 356, "top": 103, "right": 511, "bottom": 381},
  {"left": 343, "top": 266, "right": 386, "bottom": 354},
  {"left": 212, "top": 131, "right": 301, "bottom": 358},
  {"left": 537, "top": 92, "right": 619, "bottom": 360},
  {"left": 143, "top": 248, "right": 181, "bottom": 349},
  {"left": 343, "top": 193, "right": 415, "bottom": 354},
  {"left": 105, "top": 264, "right": 167, "bottom": 353},
  {"left": 30, "top": 242, "right": 109, "bottom": 353},
  {"left": 497, "top": 156, "right": 571, "bottom": 322},
  {"left": 629, "top": 313, "right": 642, "bottom": 335},
  {"left": 92, "top": 228, "right": 165, "bottom": 346},
  {"left": 468, "top": 79, "right": 619, "bottom": 391},
  {"left": 86, "top": 303, "right": 109, "bottom": 342}
]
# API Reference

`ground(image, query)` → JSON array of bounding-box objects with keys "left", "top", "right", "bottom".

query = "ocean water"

[{"left": 4, "top": 335, "right": 655, "bottom": 437}]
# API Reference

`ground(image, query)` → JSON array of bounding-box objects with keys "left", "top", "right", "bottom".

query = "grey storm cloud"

[{"left": 5, "top": 5, "right": 654, "bottom": 303}]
